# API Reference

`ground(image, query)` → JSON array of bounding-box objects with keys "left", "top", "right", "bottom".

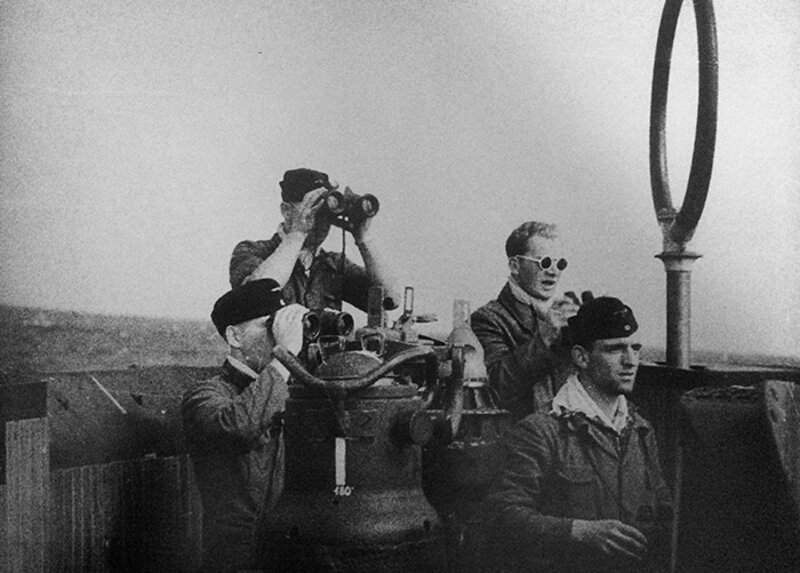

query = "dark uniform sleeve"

[
  {"left": 229, "top": 239, "right": 273, "bottom": 289},
  {"left": 471, "top": 307, "right": 557, "bottom": 419},
  {"left": 182, "top": 365, "right": 287, "bottom": 450},
  {"left": 488, "top": 415, "right": 574, "bottom": 554}
]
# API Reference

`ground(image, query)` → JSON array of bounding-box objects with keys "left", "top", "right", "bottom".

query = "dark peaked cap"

[
  {"left": 211, "top": 278, "right": 286, "bottom": 338},
  {"left": 280, "top": 168, "right": 332, "bottom": 202},
  {"left": 567, "top": 296, "right": 638, "bottom": 347}
]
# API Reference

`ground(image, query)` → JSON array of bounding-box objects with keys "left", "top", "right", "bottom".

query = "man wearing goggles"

[{"left": 471, "top": 221, "right": 580, "bottom": 420}]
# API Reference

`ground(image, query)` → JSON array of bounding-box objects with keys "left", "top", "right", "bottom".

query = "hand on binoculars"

[
  {"left": 341, "top": 187, "right": 373, "bottom": 242},
  {"left": 551, "top": 295, "right": 580, "bottom": 322},
  {"left": 272, "top": 303, "right": 308, "bottom": 355},
  {"left": 284, "top": 188, "right": 328, "bottom": 236},
  {"left": 539, "top": 295, "right": 580, "bottom": 346}
]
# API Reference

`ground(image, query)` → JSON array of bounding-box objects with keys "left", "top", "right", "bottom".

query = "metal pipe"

[
  {"left": 658, "top": 255, "right": 700, "bottom": 369},
  {"left": 666, "top": 271, "right": 690, "bottom": 369},
  {"left": 649, "top": 4, "right": 718, "bottom": 572}
]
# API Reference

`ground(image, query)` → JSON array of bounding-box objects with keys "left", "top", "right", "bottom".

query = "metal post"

[
  {"left": 657, "top": 252, "right": 701, "bottom": 369},
  {"left": 649, "top": 2, "right": 717, "bottom": 571}
]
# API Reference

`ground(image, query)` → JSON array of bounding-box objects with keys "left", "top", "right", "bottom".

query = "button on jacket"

[{"left": 488, "top": 407, "right": 672, "bottom": 572}]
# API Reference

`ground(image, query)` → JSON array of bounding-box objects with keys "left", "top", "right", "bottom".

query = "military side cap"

[
  {"left": 567, "top": 296, "right": 638, "bottom": 346},
  {"left": 280, "top": 168, "right": 331, "bottom": 202},
  {"left": 211, "top": 278, "right": 285, "bottom": 337}
]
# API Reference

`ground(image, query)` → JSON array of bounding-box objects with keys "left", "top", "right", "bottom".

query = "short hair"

[{"left": 505, "top": 221, "right": 559, "bottom": 258}]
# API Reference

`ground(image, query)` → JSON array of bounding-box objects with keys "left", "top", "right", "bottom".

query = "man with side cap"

[
  {"left": 181, "top": 278, "right": 307, "bottom": 572},
  {"left": 229, "top": 168, "right": 400, "bottom": 312},
  {"left": 487, "top": 296, "right": 672, "bottom": 572},
  {"left": 471, "top": 221, "right": 580, "bottom": 420}
]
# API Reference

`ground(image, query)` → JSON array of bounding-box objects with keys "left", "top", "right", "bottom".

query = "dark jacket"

[
  {"left": 471, "top": 284, "right": 571, "bottom": 420},
  {"left": 182, "top": 361, "right": 286, "bottom": 572},
  {"left": 487, "top": 407, "right": 673, "bottom": 572},
  {"left": 229, "top": 233, "right": 374, "bottom": 311}
]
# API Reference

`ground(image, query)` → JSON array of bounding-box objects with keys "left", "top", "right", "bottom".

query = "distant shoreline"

[{"left": 1, "top": 304, "right": 798, "bottom": 378}]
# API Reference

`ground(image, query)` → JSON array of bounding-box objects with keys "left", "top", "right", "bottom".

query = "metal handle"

[{"left": 273, "top": 345, "right": 438, "bottom": 395}]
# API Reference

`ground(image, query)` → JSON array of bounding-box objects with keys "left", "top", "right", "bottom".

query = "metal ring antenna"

[{"left": 650, "top": 0, "right": 718, "bottom": 248}]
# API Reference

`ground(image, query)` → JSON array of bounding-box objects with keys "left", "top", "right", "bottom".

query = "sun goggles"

[{"left": 515, "top": 255, "right": 568, "bottom": 271}]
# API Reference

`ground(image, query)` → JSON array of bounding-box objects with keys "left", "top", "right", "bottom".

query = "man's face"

[
  {"left": 580, "top": 336, "right": 642, "bottom": 397},
  {"left": 233, "top": 315, "right": 274, "bottom": 373},
  {"left": 510, "top": 235, "right": 565, "bottom": 301}
]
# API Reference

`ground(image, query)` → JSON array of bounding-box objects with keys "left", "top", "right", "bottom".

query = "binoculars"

[
  {"left": 320, "top": 188, "right": 380, "bottom": 224},
  {"left": 302, "top": 308, "right": 354, "bottom": 342}
]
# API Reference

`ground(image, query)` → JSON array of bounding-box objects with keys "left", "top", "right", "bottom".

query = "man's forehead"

[
  {"left": 594, "top": 336, "right": 641, "bottom": 348},
  {"left": 238, "top": 314, "right": 272, "bottom": 328},
  {"left": 525, "top": 234, "right": 561, "bottom": 254}
]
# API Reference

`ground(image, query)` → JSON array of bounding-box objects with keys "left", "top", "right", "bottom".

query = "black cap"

[
  {"left": 279, "top": 168, "right": 332, "bottom": 202},
  {"left": 567, "top": 296, "right": 638, "bottom": 347},
  {"left": 211, "top": 279, "right": 285, "bottom": 338}
]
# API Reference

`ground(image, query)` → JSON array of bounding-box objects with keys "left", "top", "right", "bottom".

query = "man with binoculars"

[
  {"left": 486, "top": 297, "right": 672, "bottom": 572},
  {"left": 182, "top": 278, "right": 307, "bottom": 572},
  {"left": 229, "top": 168, "right": 400, "bottom": 313}
]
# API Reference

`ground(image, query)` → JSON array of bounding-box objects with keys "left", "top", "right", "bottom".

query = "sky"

[{"left": 1, "top": 1, "right": 798, "bottom": 358}]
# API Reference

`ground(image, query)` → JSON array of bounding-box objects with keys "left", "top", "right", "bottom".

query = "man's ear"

[
  {"left": 225, "top": 325, "right": 242, "bottom": 349},
  {"left": 572, "top": 345, "right": 590, "bottom": 369},
  {"left": 508, "top": 256, "right": 519, "bottom": 277}
]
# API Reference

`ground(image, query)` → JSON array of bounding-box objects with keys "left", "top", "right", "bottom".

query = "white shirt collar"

[{"left": 551, "top": 373, "right": 629, "bottom": 434}]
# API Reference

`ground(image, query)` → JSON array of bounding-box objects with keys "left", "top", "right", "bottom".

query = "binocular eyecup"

[
  {"left": 322, "top": 190, "right": 379, "bottom": 222},
  {"left": 302, "top": 309, "right": 354, "bottom": 342}
]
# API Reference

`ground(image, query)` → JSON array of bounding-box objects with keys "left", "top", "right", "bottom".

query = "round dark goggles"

[{"left": 515, "top": 255, "right": 568, "bottom": 271}]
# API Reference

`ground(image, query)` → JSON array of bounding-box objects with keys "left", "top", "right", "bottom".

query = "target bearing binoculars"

[
  {"left": 302, "top": 308, "right": 354, "bottom": 342},
  {"left": 320, "top": 187, "right": 380, "bottom": 225}
]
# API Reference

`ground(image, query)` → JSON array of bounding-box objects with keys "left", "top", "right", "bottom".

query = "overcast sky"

[{"left": 1, "top": 1, "right": 798, "bottom": 358}]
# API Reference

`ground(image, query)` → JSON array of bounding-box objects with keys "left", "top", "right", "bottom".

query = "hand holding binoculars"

[
  {"left": 564, "top": 290, "right": 594, "bottom": 306},
  {"left": 320, "top": 186, "right": 380, "bottom": 228}
]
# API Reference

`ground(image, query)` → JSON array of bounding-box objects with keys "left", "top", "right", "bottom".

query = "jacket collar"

[
  {"left": 552, "top": 374, "right": 629, "bottom": 434},
  {"left": 558, "top": 404, "right": 650, "bottom": 435},
  {"left": 222, "top": 358, "right": 258, "bottom": 392},
  {"left": 555, "top": 398, "right": 650, "bottom": 461}
]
